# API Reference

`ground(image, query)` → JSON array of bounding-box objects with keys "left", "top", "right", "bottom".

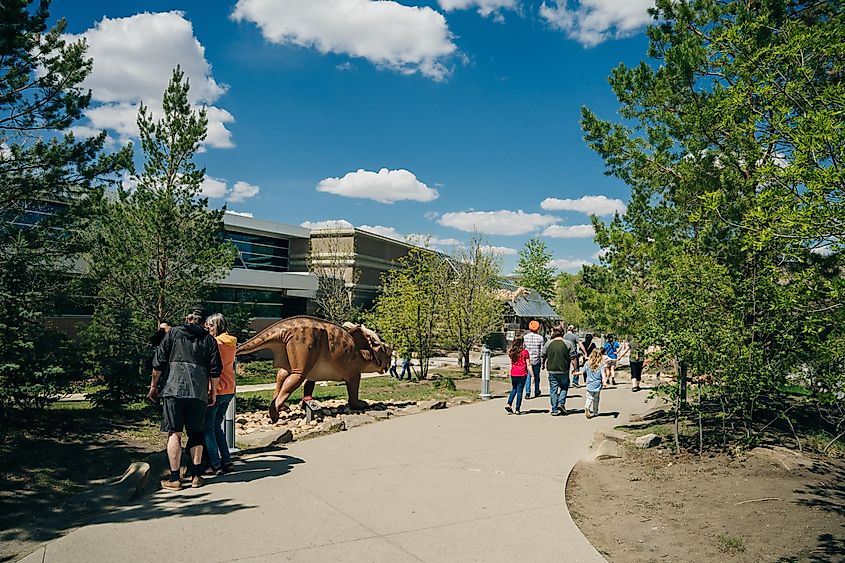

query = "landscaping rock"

[
  {"left": 78, "top": 461, "right": 150, "bottom": 507},
  {"left": 341, "top": 413, "right": 376, "bottom": 429},
  {"left": 371, "top": 411, "right": 390, "bottom": 420},
  {"left": 635, "top": 434, "right": 662, "bottom": 449},
  {"left": 629, "top": 405, "right": 672, "bottom": 423},
  {"left": 237, "top": 428, "right": 293, "bottom": 449},
  {"left": 595, "top": 429, "right": 633, "bottom": 445},
  {"left": 594, "top": 439, "right": 622, "bottom": 461},
  {"left": 319, "top": 419, "right": 346, "bottom": 433},
  {"left": 749, "top": 446, "right": 814, "bottom": 471},
  {"left": 419, "top": 400, "right": 447, "bottom": 410}
]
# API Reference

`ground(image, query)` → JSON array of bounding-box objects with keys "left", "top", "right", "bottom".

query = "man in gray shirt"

[
  {"left": 149, "top": 306, "right": 222, "bottom": 490},
  {"left": 543, "top": 326, "right": 573, "bottom": 416}
]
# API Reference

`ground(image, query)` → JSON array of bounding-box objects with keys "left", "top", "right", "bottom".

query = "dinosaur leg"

[
  {"left": 346, "top": 374, "right": 368, "bottom": 411},
  {"left": 269, "top": 368, "right": 291, "bottom": 423},
  {"left": 302, "top": 380, "right": 316, "bottom": 402},
  {"left": 278, "top": 332, "right": 321, "bottom": 411}
]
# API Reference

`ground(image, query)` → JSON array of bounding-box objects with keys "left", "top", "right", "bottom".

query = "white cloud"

[
  {"left": 438, "top": 0, "right": 518, "bottom": 18},
  {"left": 407, "top": 234, "right": 461, "bottom": 248},
  {"left": 225, "top": 210, "right": 254, "bottom": 218},
  {"left": 359, "top": 224, "right": 405, "bottom": 240},
  {"left": 301, "top": 219, "right": 354, "bottom": 230},
  {"left": 67, "top": 12, "right": 234, "bottom": 148},
  {"left": 358, "top": 225, "right": 459, "bottom": 249},
  {"left": 317, "top": 168, "right": 439, "bottom": 204},
  {"left": 232, "top": 0, "right": 457, "bottom": 80},
  {"left": 549, "top": 258, "right": 592, "bottom": 272},
  {"left": 541, "top": 194, "right": 626, "bottom": 216},
  {"left": 438, "top": 210, "right": 558, "bottom": 235},
  {"left": 592, "top": 248, "right": 609, "bottom": 260},
  {"left": 201, "top": 176, "right": 228, "bottom": 198},
  {"left": 480, "top": 245, "right": 518, "bottom": 255},
  {"left": 542, "top": 224, "right": 594, "bottom": 238},
  {"left": 201, "top": 177, "right": 261, "bottom": 202},
  {"left": 229, "top": 181, "right": 261, "bottom": 202},
  {"left": 540, "top": 0, "right": 654, "bottom": 47}
]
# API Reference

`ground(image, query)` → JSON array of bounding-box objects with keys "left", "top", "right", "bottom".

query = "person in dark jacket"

[{"left": 148, "top": 306, "right": 222, "bottom": 490}]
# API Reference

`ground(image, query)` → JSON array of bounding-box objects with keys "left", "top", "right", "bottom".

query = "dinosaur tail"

[{"left": 236, "top": 325, "right": 279, "bottom": 356}]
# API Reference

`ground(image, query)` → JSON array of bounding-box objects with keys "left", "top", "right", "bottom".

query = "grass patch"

[
  {"left": 717, "top": 534, "right": 747, "bottom": 555},
  {"left": 236, "top": 360, "right": 277, "bottom": 386}
]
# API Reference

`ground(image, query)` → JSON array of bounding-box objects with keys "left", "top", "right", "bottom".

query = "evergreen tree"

[
  {"left": 84, "top": 67, "right": 235, "bottom": 407},
  {"left": 0, "top": 0, "right": 129, "bottom": 409}
]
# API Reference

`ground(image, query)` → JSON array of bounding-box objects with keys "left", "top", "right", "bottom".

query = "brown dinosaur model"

[{"left": 236, "top": 316, "right": 392, "bottom": 422}]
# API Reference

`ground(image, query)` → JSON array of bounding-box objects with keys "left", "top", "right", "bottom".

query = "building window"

[
  {"left": 225, "top": 231, "right": 290, "bottom": 272},
  {"left": 206, "top": 287, "right": 286, "bottom": 318}
]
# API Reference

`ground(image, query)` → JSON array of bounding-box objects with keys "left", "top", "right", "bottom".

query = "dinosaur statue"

[{"left": 236, "top": 316, "right": 392, "bottom": 422}]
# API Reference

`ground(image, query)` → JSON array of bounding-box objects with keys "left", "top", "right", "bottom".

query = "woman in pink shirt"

[{"left": 505, "top": 335, "right": 531, "bottom": 415}]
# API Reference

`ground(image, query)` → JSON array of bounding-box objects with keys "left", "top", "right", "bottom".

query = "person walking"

[
  {"left": 603, "top": 334, "right": 621, "bottom": 385},
  {"left": 564, "top": 325, "right": 586, "bottom": 386},
  {"left": 523, "top": 320, "right": 544, "bottom": 399},
  {"left": 505, "top": 335, "right": 531, "bottom": 415},
  {"left": 389, "top": 351, "right": 400, "bottom": 378},
  {"left": 149, "top": 306, "right": 222, "bottom": 490},
  {"left": 583, "top": 349, "right": 607, "bottom": 419},
  {"left": 203, "top": 313, "right": 236, "bottom": 475},
  {"left": 542, "top": 326, "right": 571, "bottom": 416},
  {"left": 628, "top": 337, "right": 644, "bottom": 392},
  {"left": 399, "top": 353, "right": 412, "bottom": 381}
]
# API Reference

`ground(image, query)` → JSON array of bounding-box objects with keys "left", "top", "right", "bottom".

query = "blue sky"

[{"left": 50, "top": 0, "right": 655, "bottom": 273}]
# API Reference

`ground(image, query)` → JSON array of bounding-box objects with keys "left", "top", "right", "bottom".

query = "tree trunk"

[{"left": 463, "top": 350, "right": 470, "bottom": 376}]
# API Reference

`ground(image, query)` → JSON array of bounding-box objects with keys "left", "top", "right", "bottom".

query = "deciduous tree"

[
  {"left": 440, "top": 236, "right": 503, "bottom": 375},
  {"left": 514, "top": 237, "right": 556, "bottom": 301}
]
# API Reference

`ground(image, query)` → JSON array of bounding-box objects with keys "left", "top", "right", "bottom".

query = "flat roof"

[{"left": 223, "top": 212, "right": 310, "bottom": 239}]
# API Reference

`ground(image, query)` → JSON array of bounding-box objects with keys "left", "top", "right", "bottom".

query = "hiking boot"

[
  {"left": 585, "top": 410, "right": 593, "bottom": 419},
  {"left": 191, "top": 475, "right": 204, "bottom": 488},
  {"left": 160, "top": 479, "right": 182, "bottom": 491}
]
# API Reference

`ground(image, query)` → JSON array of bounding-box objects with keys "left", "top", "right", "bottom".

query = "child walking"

[
  {"left": 583, "top": 348, "right": 607, "bottom": 419},
  {"left": 506, "top": 335, "right": 531, "bottom": 415}
]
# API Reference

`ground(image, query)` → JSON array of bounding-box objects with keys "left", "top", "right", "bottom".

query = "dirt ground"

[{"left": 567, "top": 445, "right": 845, "bottom": 562}]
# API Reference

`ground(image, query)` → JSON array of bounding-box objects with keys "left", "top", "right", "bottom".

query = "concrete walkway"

[{"left": 24, "top": 382, "right": 651, "bottom": 563}]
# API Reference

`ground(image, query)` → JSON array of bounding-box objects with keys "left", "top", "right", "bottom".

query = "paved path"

[{"left": 25, "top": 382, "right": 651, "bottom": 563}]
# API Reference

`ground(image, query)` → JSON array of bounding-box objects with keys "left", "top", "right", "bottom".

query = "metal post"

[
  {"left": 225, "top": 394, "right": 240, "bottom": 454},
  {"left": 481, "top": 345, "right": 492, "bottom": 400}
]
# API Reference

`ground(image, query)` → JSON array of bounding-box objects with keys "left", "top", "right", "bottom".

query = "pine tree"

[
  {"left": 0, "top": 0, "right": 129, "bottom": 409},
  {"left": 84, "top": 67, "right": 235, "bottom": 407}
]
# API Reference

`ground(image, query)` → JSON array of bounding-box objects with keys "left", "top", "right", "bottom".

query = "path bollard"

[
  {"left": 481, "top": 345, "right": 492, "bottom": 400},
  {"left": 304, "top": 399, "right": 321, "bottom": 423},
  {"left": 225, "top": 395, "right": 240, "bottom": 454}
]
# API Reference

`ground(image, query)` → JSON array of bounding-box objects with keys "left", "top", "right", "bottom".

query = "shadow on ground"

[
  {"left": 1, "top": 448, "right": 303, "bottom": 562},
  {"left": 779, "top": 460, "right": 845, "bottom": 561}
]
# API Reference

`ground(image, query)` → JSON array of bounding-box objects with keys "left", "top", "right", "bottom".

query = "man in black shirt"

[{"left": 148, "top": 306, "right": 222, "bottom": 490}]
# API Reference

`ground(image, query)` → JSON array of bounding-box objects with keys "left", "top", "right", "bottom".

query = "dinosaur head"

[{"left": 343, "top": 322, "right": 392, "bottom": 373}]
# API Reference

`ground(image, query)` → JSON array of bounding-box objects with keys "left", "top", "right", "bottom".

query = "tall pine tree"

[
  {"left": 84, "top": 67, "right": 235, "bottom": 407},
  {"left": 0, "top": 0, "right": 129, "bottom": 409}
]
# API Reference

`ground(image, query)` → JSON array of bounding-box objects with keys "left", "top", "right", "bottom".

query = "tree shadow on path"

[{"left": 2, "top": 451, "right": 303, "bottom": 562}]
